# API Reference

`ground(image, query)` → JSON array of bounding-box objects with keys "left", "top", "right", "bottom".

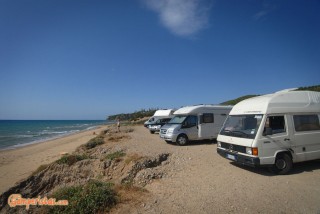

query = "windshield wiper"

[{"left": 223, "top": 130, "right": 249, "bottom": 137}]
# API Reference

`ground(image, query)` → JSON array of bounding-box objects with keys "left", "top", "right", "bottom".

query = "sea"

[{"left": 0, "top": 120, "right": 112, "bottom": 150}]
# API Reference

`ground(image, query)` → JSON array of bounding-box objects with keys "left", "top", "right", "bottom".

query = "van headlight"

[
  {"left": 217, "top": 141, "right": 221, "bottom": 147},
  {"left": 246, "top": 147, "right": 252, "bottom": 155},
  {"left": 246, "top": 147, "right": 258, "bottom": 156},
  {"left": 167, "top": 128, "right": 174, "bottom": 134}
]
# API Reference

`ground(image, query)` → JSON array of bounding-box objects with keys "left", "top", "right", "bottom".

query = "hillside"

[
  {"left": 107, "top": 85, "right": 320, "bottom": 119},
  {"left": 220, "top": 95, "right": 260, "bottom": 105},
  {"left": 107, "top": 108, "right": 157, "bottom": 122},
  {"left": 220, "top": 84, "right": 320, "bottom": 105},
  {"left": 296, "top": 85, "right": 320, "bottom": 92}
]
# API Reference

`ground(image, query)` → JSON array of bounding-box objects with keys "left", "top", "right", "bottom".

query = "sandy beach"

[
  {"left": 0, "top": 125, "right": 110, "bottom": 194},
  {"left": 1, "top": 125, "right": 320, "bottom": 213}
]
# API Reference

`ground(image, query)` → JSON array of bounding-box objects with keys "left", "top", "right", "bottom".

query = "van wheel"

[
  {"left": 271, "top": 153, "right": 293, "bottom": 175},
  {"left": 150, "top": 131, "right": 155, "bottom": 134},
  {"left": 176, "top": 135, "right": 188, "bottom": 146}
]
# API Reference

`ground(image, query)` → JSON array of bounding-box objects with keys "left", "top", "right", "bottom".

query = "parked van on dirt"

[
  {"left": 144, "top": 109, "right": 174, "bottom": 128},
  {"left": 148, "top": 118, "right": 172, "bottom": 134},
  {"left": 217, "top": 90, "right": 320, "bottom": 174},
  {"left": 160, "top": 105, "right": 232, "bottom": 146}
]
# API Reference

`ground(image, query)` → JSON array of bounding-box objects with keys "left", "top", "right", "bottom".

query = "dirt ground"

[{"left": 112, "top": 125, "right": 320, "bottom": 214}]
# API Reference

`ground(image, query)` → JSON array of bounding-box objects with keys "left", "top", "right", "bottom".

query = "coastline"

[{"left": 0, "top": 124, "right": 111, "bottom": 194}]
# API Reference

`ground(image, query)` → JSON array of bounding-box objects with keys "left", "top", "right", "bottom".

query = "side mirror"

[{"left": 264, "top": 127, "right": 273, "bottom": 136}]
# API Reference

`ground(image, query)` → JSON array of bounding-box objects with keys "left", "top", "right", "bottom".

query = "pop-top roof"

[{"left": 230, "top": 90, "right": 320, "bottom": 115}]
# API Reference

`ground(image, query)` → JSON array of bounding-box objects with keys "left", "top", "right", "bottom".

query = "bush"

[
  {"left": 56, "top": 154, "right": 89, "bottom": 166},
  {"left": 105, "top": 151, "right": 126, "bottom": 161},
  {"left": 31, "top": 164, "right": 50, "bottom": 175},
  {"left": 47, "top": 180, "right": 117, "bottom": 214},
  {"left": 85, "top": 136, "right": 105, "bottom": 149}
]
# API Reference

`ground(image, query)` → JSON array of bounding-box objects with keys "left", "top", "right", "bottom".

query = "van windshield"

[
  {"left": 220, "top": 114, "right": 263, "bottom": 139},
  {"left": 168, "top": 115, "right": 187, "bottom": 124}
]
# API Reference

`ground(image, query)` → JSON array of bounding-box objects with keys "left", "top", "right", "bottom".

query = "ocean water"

[{"left": 0, "top": 120, "right": 111, "bottom": 150}]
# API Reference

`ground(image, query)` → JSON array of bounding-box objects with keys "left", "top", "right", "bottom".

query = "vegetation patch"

[
  {"left": 85, "top": 135, "right": 105, "bottom": 149},
  {"left": 108, "top": 134, "right": 130, "bottom": 142},
  {"left": 296, "top": 85, "right": 320, "bottom": 92},
  {"left": 31, "top": 164, "right": 50, "bottom": 176},
  {"left": 125, "top": 153, "right": 144, "bottom": 165},
  {"left": 107, "top": 108, "right": 157, "bottom": 122},
  {"left": 221, "top": 95, "right": 260, "bottom": 105},
  {"left": 105, "top": 151, "right": 126, "bottom": 161},
  {"left": 46, "top": 180, "right": 117, "bottom": 214},
  {"left": 56, "top": 154, "right": 89, "bottom": 166}
]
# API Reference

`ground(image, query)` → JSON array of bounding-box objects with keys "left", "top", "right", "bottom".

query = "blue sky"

[{"left": 0, "top": 0, "right": 319, "bottom": 120}]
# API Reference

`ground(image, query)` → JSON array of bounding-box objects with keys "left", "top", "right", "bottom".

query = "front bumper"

[
  {"left": 160, "top": 133, "right": 178, "bottom": 142},
  {"left": 217, "top": 148, "right": 260, "bottom": 167}
]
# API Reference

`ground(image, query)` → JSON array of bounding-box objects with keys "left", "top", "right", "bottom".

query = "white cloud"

[{"left": 143, "top": 0, "right": 211, "bottom": 37}]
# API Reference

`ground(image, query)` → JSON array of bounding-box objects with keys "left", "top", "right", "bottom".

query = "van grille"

[{"left": 220, "top": 142, "right": 246, "bottom": 153}]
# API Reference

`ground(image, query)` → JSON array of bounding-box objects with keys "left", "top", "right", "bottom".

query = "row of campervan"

[{"left": 144, "top": 89, "right": 320, "bottom": 174}]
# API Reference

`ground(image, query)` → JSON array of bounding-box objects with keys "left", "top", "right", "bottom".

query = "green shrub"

[
  {"left": 85, "top": 136, "right": 104, "bottom": 149},
  {"left": 31, "top": 164, "right": 50, "bottom": 175},
  {"left": 56, "top": 154, "right": 89, "bottom": 166},
  {"left": 47, "top": 180, "right": 117, "bottom": 214},
  {"left": 105, "top": 151, "right": 126, "bottom": 161}
]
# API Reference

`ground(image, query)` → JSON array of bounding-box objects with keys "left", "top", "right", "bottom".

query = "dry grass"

[
  {"left": 108, "top": 134, "right": 131, "bottom": 142},
  {"left": 125, "top": 153, "right": 144, "bottom": 165},
  {"left": 114, "top": 183, "right": 148, "bottom": 204},
  {"left": 31, "top": 164, "right": 50, "bottom": 176}
]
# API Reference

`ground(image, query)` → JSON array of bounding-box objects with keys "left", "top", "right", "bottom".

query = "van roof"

[
  {"left": 174, "top": 105, "right": 233, "bottom": 115},
  {"left": 230, "top": 91, "right": 320, "bottom": 115},
  {"left": 153, "top": 109, "right": 174, "bottom": 116}
]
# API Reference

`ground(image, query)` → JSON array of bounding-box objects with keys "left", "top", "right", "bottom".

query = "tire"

[
  {"left": 176, "top": 135, "right": 188, "bottom": 146},
  {"left": 270, "top": 153, "right": 293, "bottom": 175},
  {"left": 150, "top": 131, "right": 155, "bottom": 134}
]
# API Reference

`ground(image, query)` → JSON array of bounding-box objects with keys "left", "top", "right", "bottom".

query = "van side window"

[
  {"left": 201, "top": 113, "right": 214, "bottom": 123},
  {"left": 185, "top": 115, "right": 197, "bottom": 127},
  {"left": 294, "top": 115, "right": 320, "bottom": 132},
  {"left": 264, "top": 116, "right": 286, "bottom": 134}
]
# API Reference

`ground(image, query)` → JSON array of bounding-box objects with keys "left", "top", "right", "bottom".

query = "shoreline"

[
  {"left": 0, "top": 124, "right": 112, "bottom": 194},
  {"left": 0, "top": 124, "right": 105, "bottom": 151}
]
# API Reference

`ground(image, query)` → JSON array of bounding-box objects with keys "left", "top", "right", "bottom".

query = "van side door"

[
  {"left": 292, "top": 114, "right": 320, "bottom": 162},
  {"left": 198, "top": 113, "right": 215, "bottom": 139},
  {"left": 182, "top": 115, "right": 198, "bottom": 140},
  {"left": 261, "top": 115, "right": 292, "bottom": 163}
]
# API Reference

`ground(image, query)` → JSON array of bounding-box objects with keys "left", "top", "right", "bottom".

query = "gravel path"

[{"left": 115, "top": 125, "right": 320, "bottom": 213}]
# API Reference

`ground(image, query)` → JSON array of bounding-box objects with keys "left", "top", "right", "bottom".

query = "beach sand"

[{"left": 0, "top": 125, "right": 111, "bottom": 194}]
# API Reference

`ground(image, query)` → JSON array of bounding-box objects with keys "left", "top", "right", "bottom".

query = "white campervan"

[
  {"left": 217, "top": 90, "right": 320, "bottom": 174},
  {"left": 144, "top": 109, "right": 174, "bottom": 128},
  {"left": 160, "top": 105, "right": 232, "bottom": 146}
]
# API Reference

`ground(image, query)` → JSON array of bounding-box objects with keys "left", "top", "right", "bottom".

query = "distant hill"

[
  {"left": 220, "top": 95, "right": 260, "bottom": 105},
  {"left": 107, "top": 85, "right": 320, "bottom": 121},
  {"left": 107, "top": 108, "right": 157, "bottom": 122},
  {"left": 220, "top": 84, "right": 320, "bottom": 105},
  {"left": 295, "top": 85, "right": 320, "bottom": 92}
]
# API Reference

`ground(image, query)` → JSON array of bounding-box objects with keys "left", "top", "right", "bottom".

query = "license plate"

[{"left": 226, "top": 154, "right": 236, "bottom": 161}]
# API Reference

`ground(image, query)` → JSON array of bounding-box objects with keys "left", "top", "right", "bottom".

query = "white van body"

[
  {"left": 217, "top": 90, "right": 320, "bottom": 174},
  {"left": 144, "top": 109, "right": 174, "bottom": 127},
  {"left": 160, "top": 105, "right": 232, "bottom": 145}
]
